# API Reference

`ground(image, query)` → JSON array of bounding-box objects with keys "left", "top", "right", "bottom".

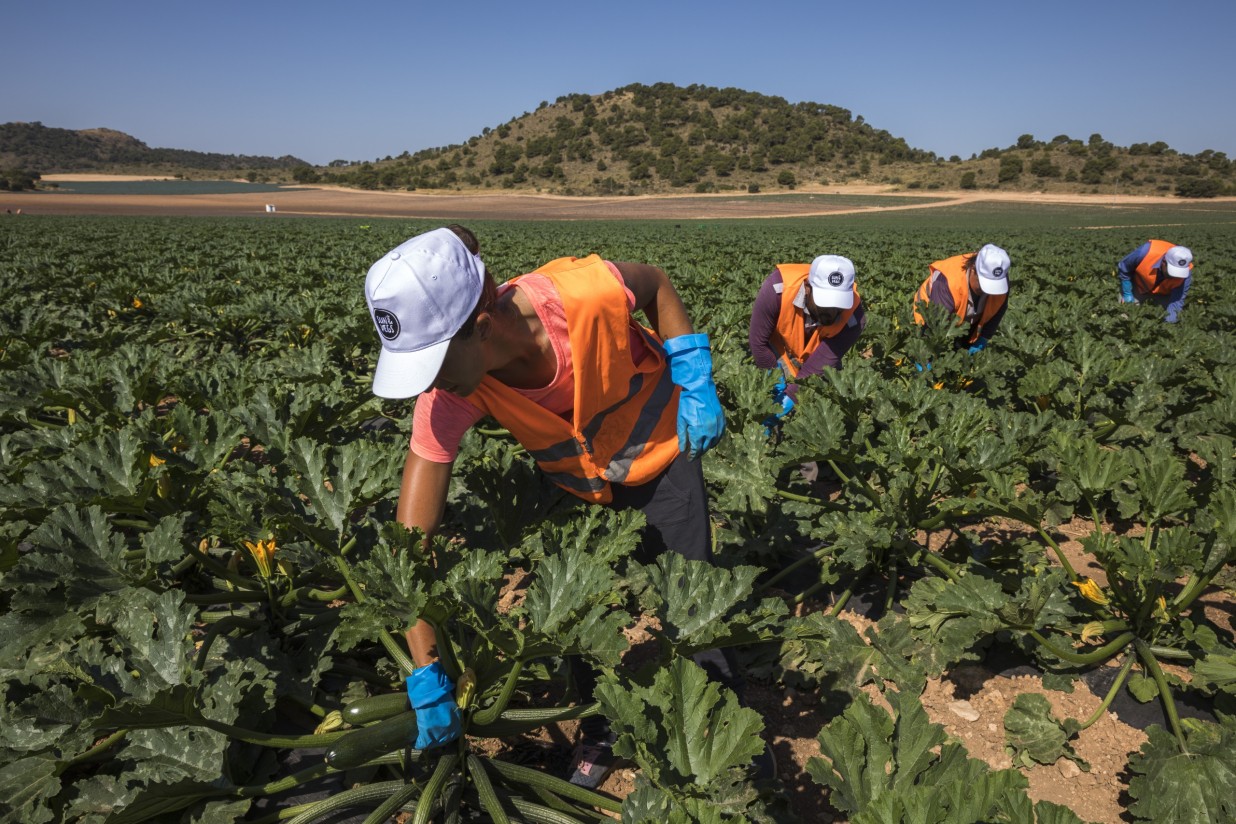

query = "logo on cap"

[
  {"left": 827, "top": 271, "right": 845, "bottom": 287},
  {"left": 993, "top": 267, "right": 1004, "bottom": 277},
  {"left": 373, "top": 309, "right": 401, "bottom": 341}
]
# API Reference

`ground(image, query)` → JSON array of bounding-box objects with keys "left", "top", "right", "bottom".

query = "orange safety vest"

[
  {"left": 913, "top": 253, "right": 1006, "bottom": 344},
  {"left": 770, "top": 264, "right": 861, "bottom": 378},
  {"left": 1134, "top": 239, "right": 1192, "bottom": 296},
  {"left": 464, "top": 255, "right": 680, "bottom": 504}
]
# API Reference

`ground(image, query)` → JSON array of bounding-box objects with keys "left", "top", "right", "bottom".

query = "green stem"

[
  {"left": 826, "top": 567, "right": 869, "bottom": 617},
  {"left": 271, "top": 780, "right": 408, "bottom": 824},
  {"left": 473, "top": 659, "right": 526, "bottom": 726},
  {"left": 200, "top": 718, "right": 349, "bottom": 749},
  {"left": 1078, "top": 654, "right": 1136, "bottom": 730},
  {"left": 194, "top": 616, "right": 265, "bottom": 671},
  {"left": 884, "top": 555, "right": 899, "bottom": 612},
  {"left": 184, "top": 590, "right": 270, "bottom": 606},
  {"left": 279, "top": 583, "right": 348, "bottom": 608},
  {"left": 1134, "top": 638, "right": 1189, "bottom": 754},
  {"left": 64, "top": 729, "right": 128, "bottom": 768},
  {"left": 170, "top": 553, "right": 199, "bottom": 576},
  {"left": 760, "top": 543, "right": 836, "bottom": 591},
  {"left": 1035, "top": 525, "right": 1077, "bottom": 579},
  {"left": 793, "top": 580, "right": 830, "bottom": 606},
  {"left": 775, "top": 487, "right": 846, "bottom": 511},
  {"left": 333, "top": 555, "right": 415, "bottom": 675},
  {"left": 920, "top": 550, "right": 961, "bottom": 583},
  {"left": 486, "top": 757, "right": 622, "bottom": 813},
  {"left": 236, "top": 762, "right": 334, "bottom": 797},
  {"left": 1028, "top": 630, "right": 1134, "bottom": 665}
]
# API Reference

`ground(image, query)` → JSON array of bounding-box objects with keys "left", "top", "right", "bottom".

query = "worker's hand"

[
  {"left": 967, "top": 337, "right": 988, "bottom": 356},
  {"left": 762, "top": 395, "right": 796, "bottom": 439},
  {"left": 1120, "top": 281, "right": 1136, "bottom": 304},
  {"left": 405, "top": 661, "right": 461, "bottom": 750},
  {"left": 770, "top": 370, "right": 789, "bottom": 404},
  {"left": 663, "top": 334, "right": 726, "bottom": 460},
  {"left": 914, "top": 361, "right": 933, "bottom": 372}
]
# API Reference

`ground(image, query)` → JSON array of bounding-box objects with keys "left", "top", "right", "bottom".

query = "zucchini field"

[{"left": 2, "top": 206, "right": 1234, "bottom": 824}]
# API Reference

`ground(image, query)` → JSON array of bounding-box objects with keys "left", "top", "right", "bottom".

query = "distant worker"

[
  {"left": 913, "top": 244, "right": 1010, "bottom": 355},
  {"left": 1116, "top": 240, "right": 1193, "bottom": 323},
  {"left": 748, "top": 255, "right": 865, "bottom": 431}
]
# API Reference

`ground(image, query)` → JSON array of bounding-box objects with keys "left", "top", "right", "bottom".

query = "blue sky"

[{"left": 5, "top": 0, "right": 1234, "bottom": 166}]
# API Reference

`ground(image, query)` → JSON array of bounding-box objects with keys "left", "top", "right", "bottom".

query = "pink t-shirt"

[{"left": 411, "top": 262, "right": 642, "bottom": 463}]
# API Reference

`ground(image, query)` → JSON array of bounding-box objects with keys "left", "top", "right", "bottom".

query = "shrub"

[{"left": 1175, "top": 177, "right": 1223, "bottom": 198}]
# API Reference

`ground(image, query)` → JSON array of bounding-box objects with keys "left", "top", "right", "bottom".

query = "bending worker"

[
  {"left": 747, "top": 254, "right": 865, "bottom": 426},
  {"left": 1116, "top": 239, "right": 1193, "bottom": 323},
  {"left": 913, "top": 243, "right": 1011, "bottom": 354},
  {"left": 364, "top": 225, "right": 768, "bottom": 787}
]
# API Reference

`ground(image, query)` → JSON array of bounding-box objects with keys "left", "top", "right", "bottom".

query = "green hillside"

[
  {"left": 0, "top": 121, "right": 309, "bottom": 176},
  {"left": 316, "top": 83, "right": 1234, "bottom": 198},
  {"left": 5, "top": 83, "right": 1234, "bottom": 197}
]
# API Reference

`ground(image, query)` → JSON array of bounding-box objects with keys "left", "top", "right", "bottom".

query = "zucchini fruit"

[
  {"left": 342, "top": 691, "right": 411, "bottom": 726},
  {"left": 325, "top": 710, "right": 418, "bottom": 770}
]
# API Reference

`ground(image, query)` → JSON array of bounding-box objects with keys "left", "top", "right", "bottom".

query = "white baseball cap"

[
  {"left": 974, "top": 244, "right": 1010, "bottom": 295},
  {"left": 1162, "top": 245, "right": 1193, "bottom": 279},
  {"left": 807, "top": 255, "right": 857, "bottom": 310},
  {"left": 364, "top": 228, "right": 486, "bottom": 399}
]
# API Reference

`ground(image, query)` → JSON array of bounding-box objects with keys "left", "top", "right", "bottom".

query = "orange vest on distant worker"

[
  {"left": 771, "top": 264, "right": 861, "bottom": 378},
  {"left": 1133, "top": 239, "right": 1192, "bottom": 297},
  {"left": 465, "top": 255, "right": 680, "bottom": 504},
  {"left": 913, "top": 254, "right": 1006, "bottom": 344}
]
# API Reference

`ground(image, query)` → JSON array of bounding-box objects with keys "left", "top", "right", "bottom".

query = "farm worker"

[
  {"left": 912, "top": 243, "right": 1010, "bottom": 356},
  {"left": 1116, "top": 240, "right": 1193, "bottom": 323},
  {"left": 747, "top": 255, "right": 865, "bottom": 433},
  {"left": 364, "top": 226, "right": 767, "bottom": 786}
]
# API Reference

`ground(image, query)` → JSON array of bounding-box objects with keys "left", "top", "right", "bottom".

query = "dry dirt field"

[{"left": 6, "top": 175, "right": 1211, "bottom": 221}]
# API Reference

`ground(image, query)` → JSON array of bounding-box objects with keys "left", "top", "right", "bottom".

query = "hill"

[
  {"left": 5, "top": 83, "right": 1233, "bottom": 198},
  {"left": 0, "top": 121, "right": 310, "bottom": 176},
  {"left": 317, "top": 83, "right": 1233, "bottom": 198}
]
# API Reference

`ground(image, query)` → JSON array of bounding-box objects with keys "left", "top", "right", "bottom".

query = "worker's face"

[
  {"left": 806, "top": 293, "right": 842, "bottom": 327},
  {"left": 430, "top": 317, "right": 490, "bottom": 397}
]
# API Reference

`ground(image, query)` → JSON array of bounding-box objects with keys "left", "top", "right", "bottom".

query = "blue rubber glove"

[
  {"left": 1119, "top": 279, "right": 1135, "bottom": 303},
  {"left": 914, "top": 361, "right": 933, "bottom": 372},
  {"left": 770, "top": 370, "right": 788, "bottom": 404},
  {"left": 663, "top": 334, "right": 726, "bottom": 459},
  {"left": 405, "top": 661, "right": 461, "bottom": 750},
  {"left": 967, "top": 337, "right": 988, "bottom": 356},
  {"left": 762, "top": 395, "right": 796, "bottom": 439}
]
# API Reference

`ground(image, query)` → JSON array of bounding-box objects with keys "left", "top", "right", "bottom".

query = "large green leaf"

[
  {"left": 1003, "top": 693, "right": 1087, "bottom": 770},
  {"left": 1126, "top": 715, "right": 1236, "bottom": 824},
  {"left": 597, "top": 658, "right": 765, "bottom": 788},
  {"left": 0, "top": 754, "right": 62, "bottom": 824}
]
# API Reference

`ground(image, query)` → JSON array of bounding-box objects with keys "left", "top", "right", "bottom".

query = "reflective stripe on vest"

[
  {"left": 913, "top": 253, "right": 1005, "bottom": 343},
  {"left": 466, "top": 256, "right": 680, "bottom": 503},
  {"left": 771, "top": 263, "right": 860, "bottom": 379},
  {"left": 1134, "top": 239, "right": 1190, "bottom": 296}
]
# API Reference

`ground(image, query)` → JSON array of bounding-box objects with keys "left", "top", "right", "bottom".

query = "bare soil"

[
  {"left": 485, "top": 515, "right": 1235, "bottom": 824},
  {"left": 10, "top": 176, "right": 1231, "bottom": 221}
]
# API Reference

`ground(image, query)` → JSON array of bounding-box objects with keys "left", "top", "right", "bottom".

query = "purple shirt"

[
  {"left": 748, "top": 269, "right": 866, "bottom": 382},
  {"left": 926, "top": 276, "right": 1007, "bottom": 341}
]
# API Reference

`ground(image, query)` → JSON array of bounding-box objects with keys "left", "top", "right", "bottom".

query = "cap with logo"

[
  {"left": 364, "top": 228, "right": 486, "bottom": 399},
  {"left": 974, "top": 244, "right": 1010, "bottom": 295},
  {"left": 1161, "top": 245, "right": 1193, "bottom": 279},
  {"left": 807, "top": 254, "right": 857, "bottom": 310}
]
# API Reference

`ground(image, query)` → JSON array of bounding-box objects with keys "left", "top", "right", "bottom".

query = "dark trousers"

[{"left": 574, "top": 451, "right": 743, "bottom": 733}]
